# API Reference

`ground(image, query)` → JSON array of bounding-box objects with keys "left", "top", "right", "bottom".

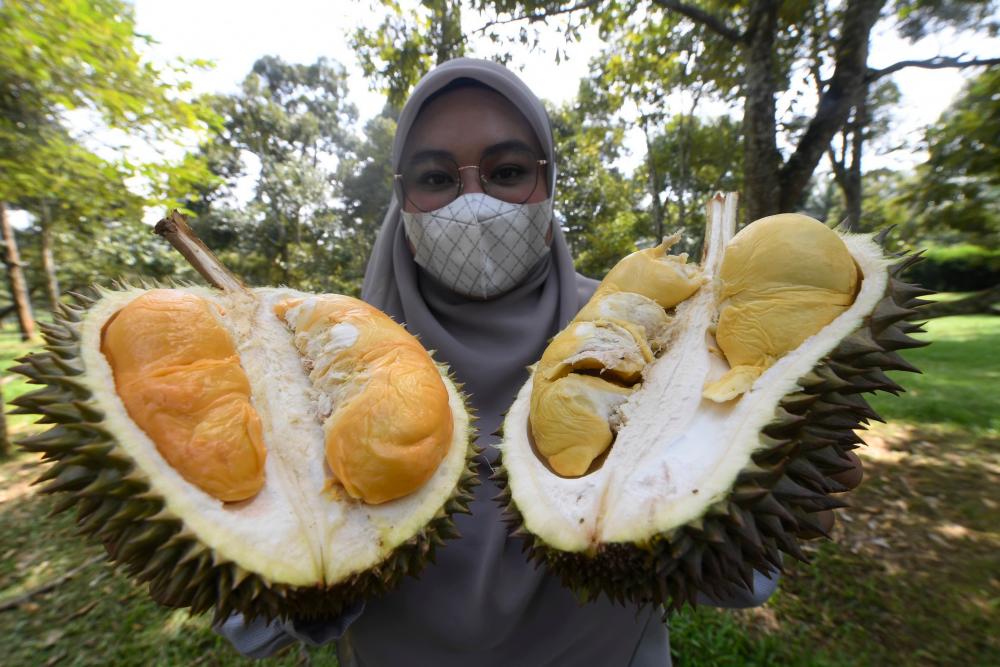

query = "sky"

[
  {"left": 10, "top": 0, "right": 996, "bottom": 228},
  {"left": 127, "top": 0, "right": 995, "bottom": 165}
]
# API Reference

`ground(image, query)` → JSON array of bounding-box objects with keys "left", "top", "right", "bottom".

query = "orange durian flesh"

[
  {"left": 275, "top": 295, "right": 453, "bottom": 505},
  {"left": 100, "top": 289, "right": 266, "bottom": 502}
]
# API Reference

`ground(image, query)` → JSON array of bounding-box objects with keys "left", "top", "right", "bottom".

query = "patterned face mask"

[{"left": 401, "top": 193, "right": 553, "bottom": 299}]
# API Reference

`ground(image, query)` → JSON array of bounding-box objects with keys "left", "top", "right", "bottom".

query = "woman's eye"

[
  {"left": 416, "top": 171, "right": 456, "bottom": 190},
  {"left": 490, "top": 164, "right": 528, "bottom": 185}
]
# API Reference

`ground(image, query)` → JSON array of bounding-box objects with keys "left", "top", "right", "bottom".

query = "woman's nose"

[{"left": 457, "top": 165, "right": 485, "bottom": 195}]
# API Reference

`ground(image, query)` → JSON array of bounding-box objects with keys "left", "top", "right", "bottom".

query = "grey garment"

[
  {"left": 214, "top": 57, "right": 779, "bottom": 665},
  {"left": 215, "top": 602, "right": 364, "bottom": 659}
]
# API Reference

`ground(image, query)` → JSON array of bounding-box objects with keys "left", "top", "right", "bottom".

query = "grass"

[
  {"left": 1, "top": 313, "right": 997, "bottom": 666},
  {"left": 669, "top": 314, "right": 1000, "bottom": 666}
]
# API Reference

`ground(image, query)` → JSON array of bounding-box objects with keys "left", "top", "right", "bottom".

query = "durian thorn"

[
  {"left": 833, "top": 328, "right": 884, "bottom": 358},
  {"left": 875, "top": 326, "right": 930, "bottom": 351},
  {"left": 869, "top": 296, "right": 917, "bottom": 331}
]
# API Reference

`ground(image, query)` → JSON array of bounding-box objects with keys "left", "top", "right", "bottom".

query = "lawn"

[
  {"left": 1, "top": 314, "right": 997, "bottom": 666},
  {"left": 669, "top": 314, "right": 999, "bottom": 666}
]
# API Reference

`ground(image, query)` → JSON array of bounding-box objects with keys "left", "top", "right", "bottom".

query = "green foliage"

[
  {"left": 645, "top": 113, "right": 742, "bottom": 252},
  {"left": 173, "top": 56, "right": 365, "bottom": 293},
  {"left": 906, "top": 68, "right": 1000, "bottom": 245},
  {"left": 351, "top": 0, "right": 466, "bottom": 110},
  {"left": 904, "top": 245, "right": 1000, "bottom": 292},
  {"left": 0, "top": 0, "right": 211, "bottom": 200},
  {"left": 0, "top": 0, "right": 213, "bottom": 315},
  {"left": 548, "top": 86, "right": 643, "bottom": 278},
  {"left": 892, "top": 0, "right": 1000, "bottom": 41}
]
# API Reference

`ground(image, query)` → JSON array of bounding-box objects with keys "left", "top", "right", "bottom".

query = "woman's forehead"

[{"left": 401, "top": 86, "right": 543, "bottom": 162}]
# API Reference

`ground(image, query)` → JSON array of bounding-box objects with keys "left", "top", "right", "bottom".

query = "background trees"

[{"left": 0, "top": 0, "right": 996, "bottom": 315}]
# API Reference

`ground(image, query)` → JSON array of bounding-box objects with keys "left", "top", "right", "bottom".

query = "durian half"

[
  {"left": 498, "top": 193, "right": 929, "bottom": 608},
  {"left": 12, "top": 215, "right": 477, "bottom": 622}
]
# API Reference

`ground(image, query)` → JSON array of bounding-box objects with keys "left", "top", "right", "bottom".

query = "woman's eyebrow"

[
  {"left": 404, "top": 140, "right": 540, "bottom": 165},
  {"left": 482, "top": 140, "right": 537, "bottom": 157},
  {"left": 405, "top": 148, "right": 455, "bottom": 164}
]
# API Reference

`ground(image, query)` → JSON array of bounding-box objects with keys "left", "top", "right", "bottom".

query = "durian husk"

[
  {"left": 11, "top": 286, "right": 480, "bottom": 622},
  {"left": 495, "top": 216, "right": 930, "bottom": 611}
]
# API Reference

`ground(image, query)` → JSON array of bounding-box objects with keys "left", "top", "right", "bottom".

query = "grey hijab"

[
  {"left": 347, "top": 58, "right": 662, "bottom": 667},
  {"left": 361, "top": 58, "right": 586, "bottom": 456}
]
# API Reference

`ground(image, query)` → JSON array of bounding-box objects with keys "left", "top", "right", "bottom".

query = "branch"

[
  {"left": 650, "top": 0, "right": 745, "bottom": 43},
  {"left": 778, "top": 0, "right": 886, "bottom": 212},
  {"left": 867, "top": 56, "right": 1000, "bottom": 82},
  {"left": 473, "top": 1, "right": 598, "bottom": 35}
]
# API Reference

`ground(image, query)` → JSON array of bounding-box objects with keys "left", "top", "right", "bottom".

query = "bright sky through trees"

[
  {"left": 8, "top": 0, "right": 992, "bottom": 230},
  {"left": 129, "top": 0, "right": 991, "bottom": 164}
]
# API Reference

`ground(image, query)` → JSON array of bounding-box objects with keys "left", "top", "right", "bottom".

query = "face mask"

[{"left": 401, "top": 193, "right": 553, "bottom": 299}]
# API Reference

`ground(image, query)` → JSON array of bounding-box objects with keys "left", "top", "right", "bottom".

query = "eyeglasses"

[{"left": 395, "top": 146, "right": 548, "bottom": 212}]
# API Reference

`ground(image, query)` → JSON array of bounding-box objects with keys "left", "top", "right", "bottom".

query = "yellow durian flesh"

[
  {"left": 530, "top": 235, "right": 705, "bottom": 477},
  {"left": 100, "top": 289, "right": 266, "bottom": 502},
  {"left": 703, "top": 214, "right": 860, "bottom": 402},
  {"left": 529, "top": 374, "right": 634, "bottom": 477},
  {"left": 536, "top": 320, "right": 653, "bottom": 386},
  {"left": 274, "top": 295, "right": 453, "bottom": 505},
  {"left": 591, "top": 233, "right": 705, "bottom": 309}
]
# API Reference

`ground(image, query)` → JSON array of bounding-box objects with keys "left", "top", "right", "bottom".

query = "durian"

[
  {"left": 12, "top": 212, "right": 477, "bottom": 622},
  {"left": 498, "top": 194, "right": 929, "bottom": 609}
]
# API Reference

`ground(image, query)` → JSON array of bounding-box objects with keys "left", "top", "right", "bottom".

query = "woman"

[{"left": 218, "top": 57, "right": 782, "bottom": 666}]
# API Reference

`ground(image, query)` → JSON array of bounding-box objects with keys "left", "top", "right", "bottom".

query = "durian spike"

[{"left": 153, "top": 210, "right": 246, "bottom": 293}]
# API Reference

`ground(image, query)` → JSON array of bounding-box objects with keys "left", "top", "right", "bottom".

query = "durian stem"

[
  {"left": 701, "top": 192, "right": 739, "bottom": 275},
  {"left": 154, "top": 210, "right": 247, "bottom": 293}
]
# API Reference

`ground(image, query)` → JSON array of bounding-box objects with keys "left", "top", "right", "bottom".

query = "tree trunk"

[
  {"left": 0, "top": 373, "right": 9, "bottom": 458},
  {"left": 829, "top": 84, "right": 868, "bottom": 230},
  {"left": 40, "top": 201, "right": 61, "bottom": 310},
  {"left": 742, "top": 0, "right": 783, "bottom": 221},
  {"left": 643, "top": 119, "right": 664, "bottom": 240},
  {"left": 1, "top": 202, "right": 36, "bottom": 341},
  {"left": 778, "top": 0, "right": 886, "bottom": 212},
  {"left": 844, "top": 91, "right": 866, "bottom": 229}
]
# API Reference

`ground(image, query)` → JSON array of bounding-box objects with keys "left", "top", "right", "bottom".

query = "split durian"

[
  {"left": 12, "top": 214, "right": 476, "bottom": 622},
  {"left": 499, "top": 194, "right": 929, "bottom": 609}
]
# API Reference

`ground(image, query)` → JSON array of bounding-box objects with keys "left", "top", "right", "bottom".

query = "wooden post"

[{"left": 1, "top": 201, "right": 36, "bottom": 341}]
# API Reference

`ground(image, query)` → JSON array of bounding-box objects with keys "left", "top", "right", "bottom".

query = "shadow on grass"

[
  {"left": 0, "top": 452, "right": 339, "bottom": 666},
  {"left": 669, "top": 424, "right": 999, "bottom": 667}
]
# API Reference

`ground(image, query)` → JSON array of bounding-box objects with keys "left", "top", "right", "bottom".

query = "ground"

[{"left": 0, "top": 312, "right": 996, "bottom": 666}]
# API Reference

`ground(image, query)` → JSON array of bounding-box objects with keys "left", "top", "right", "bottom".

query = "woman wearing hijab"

[{"left": 217, "top": 57, "right": 778, "bottom": 666}]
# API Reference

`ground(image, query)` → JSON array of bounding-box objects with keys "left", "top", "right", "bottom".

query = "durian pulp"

[
  {"left": 501, "top": 207, "right": 891, "bottom": 552},
  {"left": 80, "top": 287, "right": 470, "bottom": 586}
]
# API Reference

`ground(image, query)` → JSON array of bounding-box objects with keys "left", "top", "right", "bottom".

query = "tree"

[
  {"left": 352, "top": 0, "right": 467, "bottom": 109},
  {"left": 339, "top": 111, "right": 400, "bottom": 293},
  {"left": 0, "top": 203, "right": 35, "bottom": 341},
  {"left": 825, "top": 79, "right": 901, "bottom": 228},
  {"left": 906, "top": 67, "right": 1000, "bottom": 245},
  {"left": 548, "top": 84, "right": 643, "bottom": 277},
  {"left": 475, "top": 0, "right": 1000, "bottom": 220},
  {"left": 0, "top": 0, "right": 210, "bottom": 330},
  {"left": 176, "top": 57, "right": 361, "bottom": 292},
  {"left": 644, "top": 113, "right": 742, "bottom": 251}
]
